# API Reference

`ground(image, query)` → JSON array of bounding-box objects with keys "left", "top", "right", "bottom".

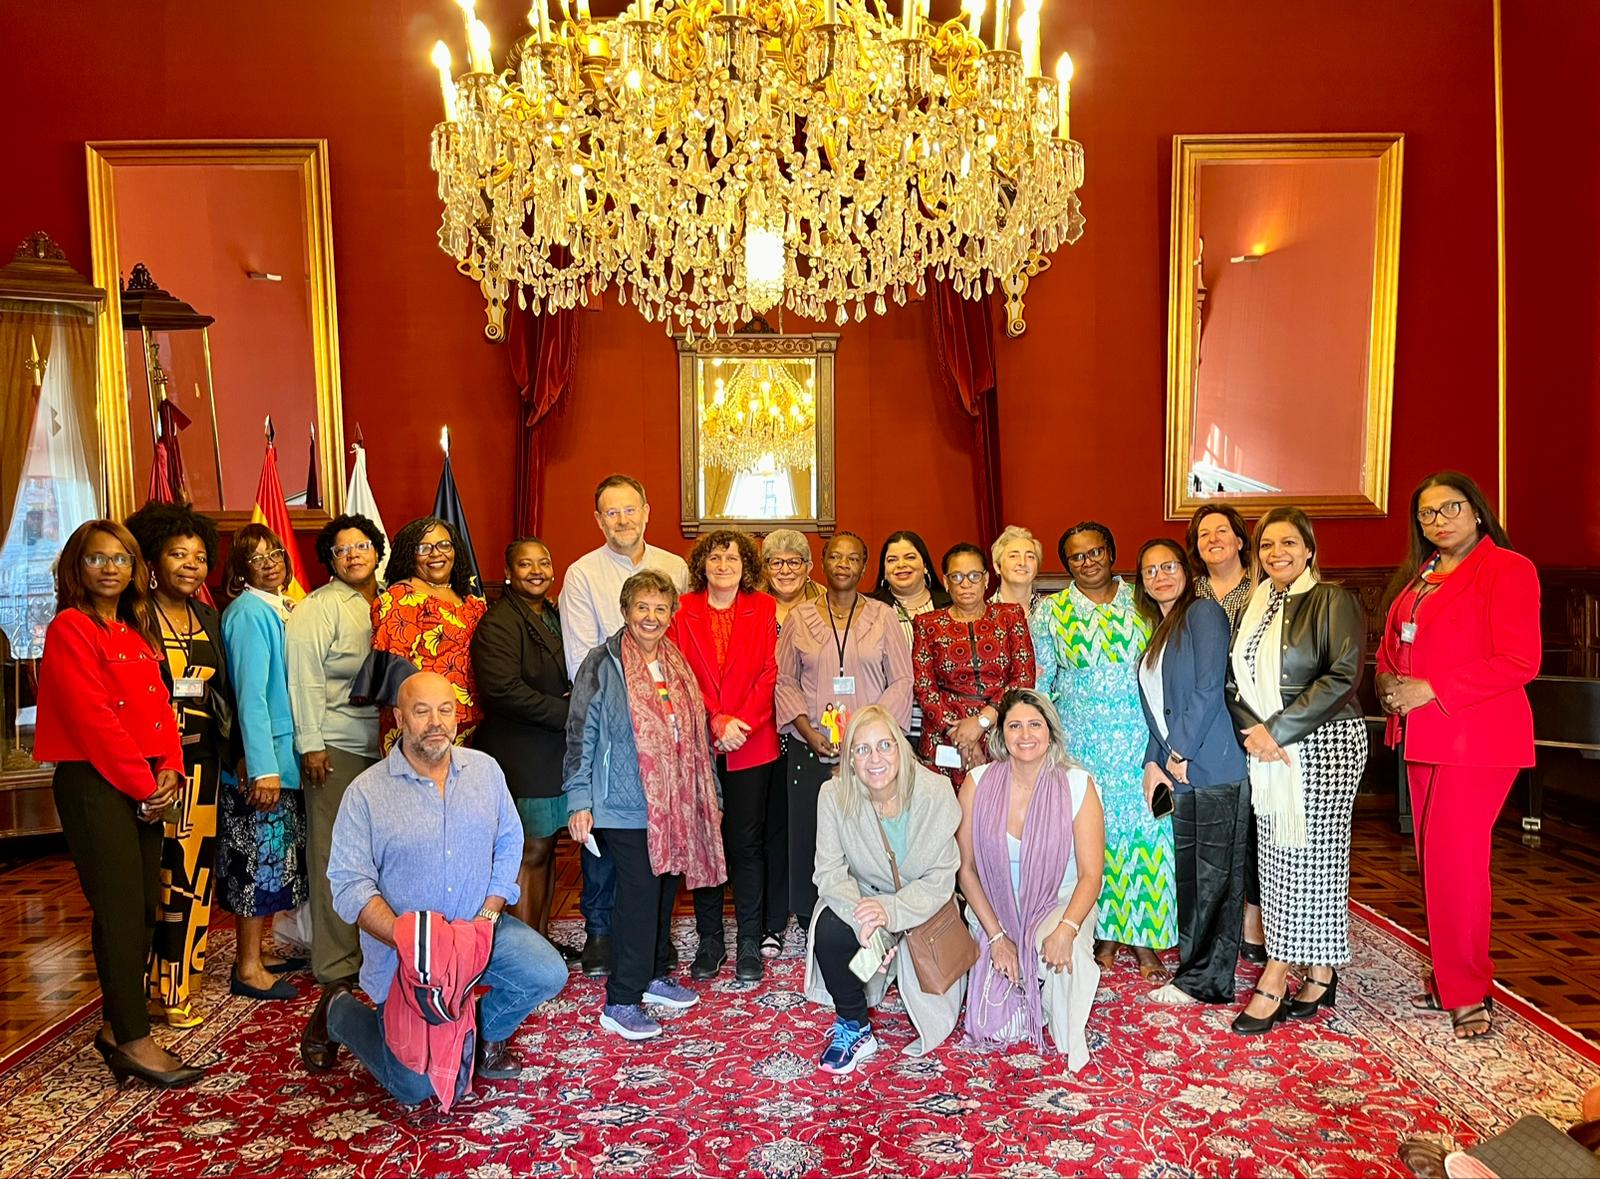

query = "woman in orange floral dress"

[{"left": 368, "top": 517, "right": 487, "bottom": 753}]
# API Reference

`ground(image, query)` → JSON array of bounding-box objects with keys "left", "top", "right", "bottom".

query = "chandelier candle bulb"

[
  {"left": 469, "top": 18, "right": 493, "bottom": 72},
  {"left": 825, "top": 0, "right": 837, "bottom": 23},
  {"left": 431, "top": 41, "right": 459, "bottom": 120},
  {"left": 456, "top": 0, "right": 478, "bottom": 63},
  {"left": 531, "top": 0, "right": 552, "bottom": 42},
  {"left": 1054, "top": 51, "right": 1072, "bottom": 137},
  {"left": 992, "top": 0, "right": 1009, "bottom": 50},
  {"left": 963, "top": 0, "right": 984, "bottom": 39}
]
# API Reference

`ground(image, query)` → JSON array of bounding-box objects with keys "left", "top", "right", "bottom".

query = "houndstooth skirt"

[{"left": 1257, "top": 717, "right": 1369, "bottom": 966}]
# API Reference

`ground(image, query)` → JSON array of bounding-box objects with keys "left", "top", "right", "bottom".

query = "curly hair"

[
  {"left": 384, "top": 517, "right": 476, "bottom": 597},
  {"left": 686, "top": 529, "right": 762, "bottom": 594},
  {"left": 1058, "top": 520, "right": 1116, "bottom": 568},
  {"left": 620, "top": 568, "right": 679, "bottom": 614},
  {"left": 124, "top": 500, "right": 220, "bottom": 572},
  {"left": 224, "top": 522, "right": 289, "bottom": 598},
  {"left": 314, "top": 513, "right": 387, "bottom": 574}
]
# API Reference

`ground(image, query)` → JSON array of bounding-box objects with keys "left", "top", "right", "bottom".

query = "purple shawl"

[{"left": 963, "top": 760, "right": 1076, "bottom": 1050}]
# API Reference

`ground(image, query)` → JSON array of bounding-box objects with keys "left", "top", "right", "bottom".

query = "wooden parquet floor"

[{"left": 1, "top": 814, "right": 1596, "bottom": 1061}]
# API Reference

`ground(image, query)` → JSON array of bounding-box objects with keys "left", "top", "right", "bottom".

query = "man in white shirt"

[{"left": 560, "top": 474, "right": 689, "bottom": 977}]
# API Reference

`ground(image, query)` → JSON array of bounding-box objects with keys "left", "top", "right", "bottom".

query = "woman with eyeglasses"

[
  {"left": 219, "top": 523, "right": 309, "bottom": 1003},
  {"left": 286, "top": 513, "right": 385, "bottom": 1067},
  {"left": 1375, "top": 472, "right": 1538, "bottom": 1042},
  {"left": 1032, "top": 522, "right": 1175, "bottom": 980},
  {"left": 35, "top": 520, "right": 202, "bottom": 1088},
  {"left": 1132, "top": 540, "right": 1250, "bottom": 1006},
  {"left": 775, "top": 532, "right": 913, "bottom": 935},
  {"left": 367, "top": 517, "right": 487, "bottom": 754},
  {"left": 1225, "top": 507, "right": 1366, "bottom": 1036},
  {"left": 761, "top": 529, "right": 824, "bottom": 630},
  {"left": 912, "top": 544, "right": 1035, "bottom": 782},
  {"left": 870, "top": 530, "right": 951, "bottom": 746},
  {"left": 123, "top": 501, "right": 231, "bottom": 1032},
  {"left": 805, "top": 705, "right": 963, "bottom": 1073}
]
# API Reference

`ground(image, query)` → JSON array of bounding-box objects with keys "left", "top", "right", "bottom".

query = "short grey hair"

[
  {"left": 983, "top": 688, "right": 1078, "bottom": 768},
  {"left": 619, "top": 568, "right": 679, "bottom": 614},
  {"left": 761, "top": 529, "right": 812, "bottom": 564},
  {"left": 990, "top": 524, "right": 1043, "bottom": 569}
]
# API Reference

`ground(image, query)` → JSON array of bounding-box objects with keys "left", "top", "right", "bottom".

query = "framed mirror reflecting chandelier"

[{"left": 428, "top": 0, "right": 1084, "bottom": 339}]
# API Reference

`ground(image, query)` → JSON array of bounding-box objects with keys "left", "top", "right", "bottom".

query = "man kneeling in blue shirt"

[{"left": 313, "top": 671, "right": 567, "bottom": 1103}]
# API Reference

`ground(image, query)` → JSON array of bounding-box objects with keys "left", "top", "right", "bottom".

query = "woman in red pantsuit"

[{"left": 1376, "top": 471, "right": 1539, "bottom": 1041}]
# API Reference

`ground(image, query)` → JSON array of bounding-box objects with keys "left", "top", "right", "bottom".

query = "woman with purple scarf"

[{"left": 956, "top": 688, "right": 1106, "bottom": 1071}]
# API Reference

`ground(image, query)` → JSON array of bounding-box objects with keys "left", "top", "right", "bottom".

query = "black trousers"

[
  {"left": 599, "top": 827, "right": 680, "bottom": 1007},
  {"left": 786, "top": 739, "right": 833, "bottom": 926},
  {"left": 52, "top": 761, "right": 163, "bottom": 1043},
  {"left": 813, "top": 906, "right": 870, "bottom": 1024},
  {"left": 694, "top": 756, "right": 789, "bottom": 946},
  {"left": 1243, "top": 806, "right": 1262, "bottom": 911},
  {"left": 1171, "top": 779, "right": 1250, "bottom": 1003}
]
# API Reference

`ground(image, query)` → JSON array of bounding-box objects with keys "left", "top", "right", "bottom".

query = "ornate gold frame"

[
  {"left": 85, "top": 139, "right": 346, "bottom": 527},
  {"left": 1164, "top": 133, "right": 1403, "bottom": 520},
  {"left": 677, "top": 329, "right": 837, "bottom": 537}
]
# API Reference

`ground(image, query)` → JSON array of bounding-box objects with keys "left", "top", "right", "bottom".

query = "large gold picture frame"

[
  {"left": 86, "top": 139, "right": 345, "bottom": 526},
  {"left": 1164, "top": 133, "right": 1403, "bottom": 519}
]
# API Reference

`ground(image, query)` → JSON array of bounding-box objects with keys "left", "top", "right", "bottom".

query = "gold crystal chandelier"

[
  {"left": 429, "top": 0, "right": 1083, "bottom": 339},
  {"left": 700, "top": 357, "right": 816, "bottom": 472}
]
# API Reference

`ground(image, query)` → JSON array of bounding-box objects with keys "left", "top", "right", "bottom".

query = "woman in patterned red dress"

[
  {"left": 369, "top": 517, "right": 486, "bottom": 753},
  {"left": 912, "top": 544, "right": 1035, "bottom": 783}
]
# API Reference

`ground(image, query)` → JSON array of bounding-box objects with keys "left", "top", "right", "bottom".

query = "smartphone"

[
  {"left": 848, "top": 928, "right": 894, "bottom": 982},
  {"left": 934, "top": 744, "right": 963, "bottom": 769},
  {"left": 1150, "top": 782, "right": 1174, "bottom": 819}
]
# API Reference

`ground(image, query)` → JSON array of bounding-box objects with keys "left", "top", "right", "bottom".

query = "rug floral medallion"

[{"left": 2, "top": 903, "right": 1594, "bottom": 1178}]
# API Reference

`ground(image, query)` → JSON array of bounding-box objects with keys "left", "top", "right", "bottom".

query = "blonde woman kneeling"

[
  {"left": 804, "top": 705, "right": 963, "bottom": 1074},
  {"left": 957, "top": 688, "right": 1105, "bottom": 1072}
]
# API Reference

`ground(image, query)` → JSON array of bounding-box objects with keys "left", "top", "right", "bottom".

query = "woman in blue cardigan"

[
  {"left": 220, "top": 523, "right": 308, "bottom": 1001},
  {"left": 1133, "top": 539, "right": 1250, "bottom": 1005}
]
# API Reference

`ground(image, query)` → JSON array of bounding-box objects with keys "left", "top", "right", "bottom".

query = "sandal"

[
  {"left": 761, "top": 932, "right": 784, "bottom": 959},
  {"left": 1093, "top": 940, "right": 1119, "bottom": 970},
  {"left": 1134, "top": 948, "right": 1172, "bottom": 982},
  {"left": 1450, "top": 1003, "right": 1493, "bottom": 1040},
  {"left": 1410, "top": 972, "right": 1495, "bottom": 1016}
]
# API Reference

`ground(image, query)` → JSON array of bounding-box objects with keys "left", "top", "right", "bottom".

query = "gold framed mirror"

[
  {"left": 677, "top": 327, "right": 837, "bottom": 536},
  {"left": 86, "top": 139, "right": 345, "bottom": 526},
  {"left": 1165, "top": 133, "right": 1403, "bottom": 519}
]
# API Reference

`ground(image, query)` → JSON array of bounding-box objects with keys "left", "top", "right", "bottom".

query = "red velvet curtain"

[
  {"left": 507, "top": 301, "right": 579, "bottom": 537},
  {"left": 930, "top": 283, "right": 1003, "bottom": 542}
]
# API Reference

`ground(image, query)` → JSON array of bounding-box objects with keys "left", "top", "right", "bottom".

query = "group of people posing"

[{"left": 37, "top": 466, "right": 1539, "bottom": 1103}]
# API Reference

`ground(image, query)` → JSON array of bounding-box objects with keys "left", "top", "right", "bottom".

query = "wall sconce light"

[
  {"left": 1228, "top": 253, "right": 1264, "bottom": 264},
  {"left": 245, "top": 270, "right": 283, "bottom": 282}
]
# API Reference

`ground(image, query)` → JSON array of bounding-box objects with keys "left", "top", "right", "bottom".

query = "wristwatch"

[
  {"left": 977, "top": 713, "right": 993, "bottom": 730},
  {"left": 477, "top": 907, "right": 502, "bottom": 925}
]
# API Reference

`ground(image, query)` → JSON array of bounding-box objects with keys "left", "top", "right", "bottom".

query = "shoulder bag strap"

[{"left": 874, "top": 816, "right": 904, "bottom": 891}]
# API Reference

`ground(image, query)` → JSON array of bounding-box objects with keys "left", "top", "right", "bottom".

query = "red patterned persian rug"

[{"left": 1, "top": 901, "right": 1594, "bottom": 1178}]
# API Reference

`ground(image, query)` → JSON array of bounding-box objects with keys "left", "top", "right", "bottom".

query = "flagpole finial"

[
  {"left": 264, "top": 415, "right": 276, "bottom": 446},
  {"left": 355, "top": 421, "right": 365, "bottom": 447},
  {"left": 440, "top": 425, "right": 451, "bottom": 456}
]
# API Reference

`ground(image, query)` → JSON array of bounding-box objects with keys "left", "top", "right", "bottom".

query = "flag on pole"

[
  {"left": 251, "top": 417, "right": 308, "bottom": 600},
  {"left": 432, "top": 426, "right": 482, "bottom": 595},
  {"left": 146, "top": 395, "right": 192, "bottom": 506},
  {"left": 344, "top": 427, "right": 389, "bottom": 547},
  {"left": 304, "top": 423, "right": 323, "bottom": 511}
]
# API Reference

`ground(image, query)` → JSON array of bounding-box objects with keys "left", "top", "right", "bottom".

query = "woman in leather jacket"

[{"left": 1225, "top": 507, "right": 1367, "bottom": 1035}]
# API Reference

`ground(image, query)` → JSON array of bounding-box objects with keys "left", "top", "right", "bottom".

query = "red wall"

[{"left": 0, "top": 0, "right": 1585, "bottom": 584}]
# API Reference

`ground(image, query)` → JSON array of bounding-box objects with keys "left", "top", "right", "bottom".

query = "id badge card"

[
  {"left": 173, "top": 676, "right": 205, "bottom": 699},
  {"left": 1400, "top": 621, "right": 1418, "bottom": 644},
  {"left": 832, "top": 675, "right": 856, "bottom": 696}
]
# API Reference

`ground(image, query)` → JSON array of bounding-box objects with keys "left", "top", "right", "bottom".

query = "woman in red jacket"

[
  {"left": 1376, "top": 471, "right": 1539, "bottom": 1041},
  {"left": 34, "top": 520, "right": 204, "bottom": 1089},
  {"left": 668, "top": 529, "right": 784, "bottom": 982}
]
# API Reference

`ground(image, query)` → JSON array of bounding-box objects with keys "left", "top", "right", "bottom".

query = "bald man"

[{"left": 307, "top": 672, "right": 566, "bottom": 1104}]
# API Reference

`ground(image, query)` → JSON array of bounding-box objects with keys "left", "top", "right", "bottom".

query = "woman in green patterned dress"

[{"left": 1032, "top": 522, "right": 1176, "bottom": 978}]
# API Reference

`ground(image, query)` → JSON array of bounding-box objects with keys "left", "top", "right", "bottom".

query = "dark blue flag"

[{"left": 432, "top": 436, "right": 482, "bottom": 595}]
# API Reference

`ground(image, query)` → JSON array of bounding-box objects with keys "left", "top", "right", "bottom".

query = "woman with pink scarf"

[{"left": 956, "top": 688, "right": 1105, "bottom": 1071}]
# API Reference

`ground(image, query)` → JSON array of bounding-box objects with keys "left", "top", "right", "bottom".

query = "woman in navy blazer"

[
  {"left": 668, "top": 529, "right": 784, "bottom": 983},
  {"left": 1133, "top": 539, "right": 1250, "bottom": 1005}
]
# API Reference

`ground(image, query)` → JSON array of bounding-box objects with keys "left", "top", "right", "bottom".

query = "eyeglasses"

[
  {"left": 849, "top": 738, "right": 897, "bottom": 759},
  {"left": 765, "top": 557, "right": 807, "bottom": 572},
  {"left": 332, "top": 541, "right": 374, "bottom": 559},
  {"left": 600, "top": 506, "right": 641, "bottom": 522},
  {"left": 1416, "top": 499, "right": 1468, "bottom": 526},
  {"left": 946, "top": 570, "right": 987, "bottom": 585},
  {"left": 82, "top": 552, "right": 133, "bottom": 570},
  {"left": 1066, "top": 546, "right": 1107, "bottom": 566},
  {"left": 1141, "top": 561, "right": 1184, "bottom": 579},
  {"left": 414, "top": 540, "right": 455, "bottom": 556},
  {"left": 247, "top": 548, "right": 287, "bottom": 568}
]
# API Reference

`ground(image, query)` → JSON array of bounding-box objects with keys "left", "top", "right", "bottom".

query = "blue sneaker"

[
  {"left": 599, "top": 1003, "right": 662, "bottom": 1040},
  {"left": 818, "top": 1018, "right": 878, "bottom": 1075},
  {"left": 643, "top": 978, "right": 699, "bottom": 1009}
]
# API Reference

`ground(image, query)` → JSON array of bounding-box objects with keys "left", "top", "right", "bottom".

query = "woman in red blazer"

[
  {"left": 34, "top": 520, "right": 203, "bottom": 1089},
  {"left": 668, "top": 529, "right": 783, "bottom": 983},
  {"left": 1376, "top": 471, "right": 1539, "bottom": 1041}
]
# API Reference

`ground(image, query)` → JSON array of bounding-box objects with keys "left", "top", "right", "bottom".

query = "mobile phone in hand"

[{"left": 1150, "top": 782, "right": 1174, "bottom": 819}]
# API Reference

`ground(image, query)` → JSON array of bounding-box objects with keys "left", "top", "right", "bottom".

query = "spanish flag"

[{"left": 252, "top": 418, "right": 307, "bottom": 600}]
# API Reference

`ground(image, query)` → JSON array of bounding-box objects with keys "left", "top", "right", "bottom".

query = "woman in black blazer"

[
  {"left": 470, "top": 537, "right": 570, "bottom": 935},
  {"left": 1133, "top": 539, "right": 1250, "bottom": 1006}
]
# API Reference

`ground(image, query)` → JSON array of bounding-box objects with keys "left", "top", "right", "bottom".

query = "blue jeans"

[
  {"left": 327, "top": 915, "right": 566, "bottom": 1105},
  {"left": 579, "top": 842, "right": 616, "bottom": 937}
]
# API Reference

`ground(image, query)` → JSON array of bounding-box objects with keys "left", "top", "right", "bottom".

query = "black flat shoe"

[
  {"left": 1230, "top": 986, "right": 1289, "bottom": 1035},
  {"left": 690, "top": 939, "right": 726, "bottom": 981},
  {"left": 1240, "top": 941, "right": 1268, "bottom": 965},
  {"left": 230, "top": 968, "right": 296, "bottom": 1001},
  {"left": 1288, "top": 969, "right": 1338, "bottom": 1020},
  {"left": 104, "top": 1045, "right": 206, "bottom": 1090},
  {"left": 735, "top": 938, "right": 764, "bottom": 982},
  {"left": 580, "top": 934, "right": 612, "bottom": 979}
]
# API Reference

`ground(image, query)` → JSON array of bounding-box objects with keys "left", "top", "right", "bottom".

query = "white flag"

[{"left": 344, "top": 440, "right": 390, "bottom": 562}]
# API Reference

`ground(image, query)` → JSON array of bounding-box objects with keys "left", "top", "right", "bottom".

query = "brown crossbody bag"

[{"left": 874, "top": 819, "right": 978, "bottom": 995}]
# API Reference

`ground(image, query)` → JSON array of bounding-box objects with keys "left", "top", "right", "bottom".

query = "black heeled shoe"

[
  {"left": 1230, "top": 986, "right": 1289, "bottom": 1035},
  {"left": 92, "top": 1027, "right": 116, "bottom": 1061},
  {"left": 1288, "top": 968, "right": 1338, "bottom": 1020},
  {"left": 1239, "top": 941, "right": 1268, "bottom": 966},
  {"left": 103, "top": 1045, "right": 206, "bottom": 1090}
]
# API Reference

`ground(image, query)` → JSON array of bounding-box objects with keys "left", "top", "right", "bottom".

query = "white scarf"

[{"left": 1230, "top": 568, "right": 1318, "bottom": 848}]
